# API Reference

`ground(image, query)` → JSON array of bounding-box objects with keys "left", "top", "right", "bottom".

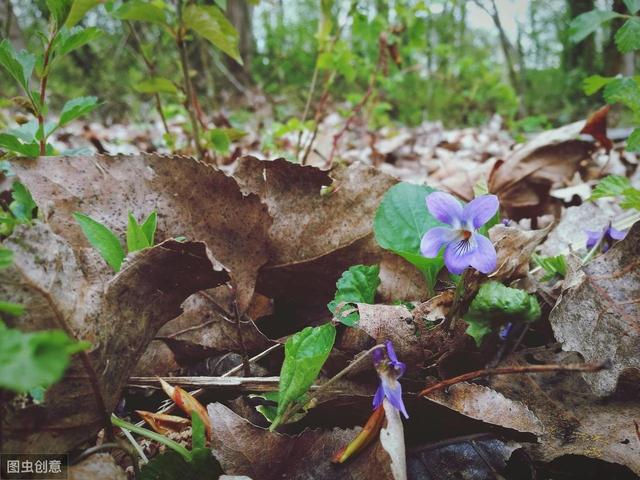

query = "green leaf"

[
  {"left": 209, "top": 128, "right": 230, "bottom": 154},
  {"left": 7, "top": 120, "right": 39, "bottom": 144},
  {"left": 328, "top": 264, "right": 380, "bottom": 326},
  {"left": 533, "top": 254, "right": 567, "bottom": 282},
  {"left": 0, "top": 247, "right": 12, "bottom": 269},
  {"left": 591, "top": 175, "right": 631, "bottom": 199},
  {"left": 138, "top": 449, "right": 222, "bottom": 480},
  {"left": 374, "top": 183, "right": 444, "bottom": 293},
  {"left": 9, "top": 181, "right": 37, "bottom": 222},
  {"left": 0, "top": 40, "right": 36, "bottom": 96},
  {"left": 583, "top": 75, "right": 615, "bottom": 95},
  {"left": 56, "top": 27, "right": 102, "bottom": 56},
  {"left": 0, "top": 321, "right": 90, "bottom": 393},
  {"left": 73, "top": 212, "right": 125, "bottom": 271},
  {"left": 621, "top": 186, "right": 640, "bottom": 210},
  {"left": 0, "top": 301, "right": 24, "bottom": 316},
  {"left": 463, "top": 281, "right": 541, "bottom": 346},
  {"left": 271, "top": 323, "right": 336, "bottom": 429},
  {"left": 46, "top": 0, "right": 73, "bottom": 27},
  {"left": 113, "top": 0, "right": 167, "bottom": 25},
  {"left": 569, "top": 10, "right": 621, "bottom": 43},
  {"left": 603, "top": 77, "right": 640, "bottom": 110},
  {"left": 615, "top": 18, "right": 640, "bottom": 53},
  {"left": 126, "top": 212, "right": 151, "bottom": 253},
  {"left": 141, "top": 211, "right": 157, "bottom": 245},
  {"left": 133, "top": 77, "right": 178, "bottom": 94},
  {"left": 190, "top": 412, "right": 205, "bottom": 450},
  {"left": 58, "top": 96, "right": 99, "bottom": 127},
  {"left": 183, "top": 4, "right": 242, "bottom": 64},
  {"left": 0, "top": 133, "right": 39, "bottom": 157},
  {"left": 624, "top": 0, "right": 640, "bottom": 14},
  {"left": 627, "top": 128, "right": 640, "bottom": 151},
  {"left": 66, "top": 0, "right": 103, "bottom": 27}
]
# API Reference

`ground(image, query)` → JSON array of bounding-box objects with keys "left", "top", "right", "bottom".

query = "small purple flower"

[
  {"left": 372, "top": 341, "right": 408, "bottom": 419},
  {"left": 585, "top": 224, "right": 627, "bottom": 253},
  {"left": 420, "top": 192, "right": 499, "bottom": 275}
]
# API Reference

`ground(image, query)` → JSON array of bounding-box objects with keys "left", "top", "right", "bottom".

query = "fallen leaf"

[
  {"left": 549, "top": 221, "right": 640, "bottom": 396},
  {"left": 380, "top": 399, "right": 407, "bottom": 480},
  {"left": 10, "top": 154, "right": 271, "bottom": 312},
  {"left": 207, "top": 402, "right": 395, "bottom": 479},
  {"left": 69, "top": 453, "right": 127, "bottom": 480},
  {"left": 488, "top": 224, "right": 551, "bottom": 282},
  {"left": 488, "top": 122, "right": 595, "bottom": 220},
  {"left": 424, "top": 382, "right": 544, "bottom": 435},
  {"left": 136, "top": 411, "right": 191, "bottom": 435},
  {"left": 0, "top": 223, "right": 228, "bottom": 453},
  {"left": 581, "top": 105, "right": 613, "bottom": 151}
]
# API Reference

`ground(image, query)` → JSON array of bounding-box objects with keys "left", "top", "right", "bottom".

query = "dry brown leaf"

[
  {"left": 489, "top": 345, "right": 640, "bottom": 475},
  {"left": 69, "top": 453, "right": 127, "bottom": 480},
  {"left": 380, "top": 400, "right": 407, "bottom": 480},
  {"left": 233, "top": 156, "right": 397, "bottom": 306},
  {"left": 488, "top": 122, "right": 594, "bottom": 219},
  {"left": 377, "top": 253, "right": 428, "bottom": 303},
  {"left": 0, "top": 223, "right": 229, "bottom": 453},
  {"left": 424, "top": 382, "right": 544, "bottom": 435},
  {"left": 488, "top": 224, "right": 551, "bottom": 282},
  {"left": 10, "top": 154, "right": 271, "bottom": 312},
  {"left": 207, "top": 402, "right": 395, "bottom": 480},
  {"left": 549, "top": 222, "right": 640, "bottom": 396}
]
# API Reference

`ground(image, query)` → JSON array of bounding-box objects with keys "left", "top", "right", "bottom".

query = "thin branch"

[{"left": 419, "top": 361, "right": 608, "bottom": 398}]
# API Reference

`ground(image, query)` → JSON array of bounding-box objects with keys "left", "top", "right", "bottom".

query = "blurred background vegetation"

[{"left": 0, "top": 0, "right": 633, "bottom": 132}]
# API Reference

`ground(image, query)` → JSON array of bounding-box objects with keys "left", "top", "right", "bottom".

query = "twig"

[
  {"left": 233, "top": 299, "right": 252, "bottom": 376},
  {"left": 419, "top": 361, "right": 607, "bottom": 397},
  {"left": 129, "top": 376, "right": 281, "bottom": 391}
]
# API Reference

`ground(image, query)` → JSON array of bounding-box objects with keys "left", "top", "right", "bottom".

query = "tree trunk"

[
  {"left": 0, "top": 0, "right": 24, "bottom": 50},
  {"left": 604, "top": 0, "right": 626, "bottom": 76},
  {"left": 227, "top": 0, "right": 254, "bottom": 85},
  {"left": 564, "top": 0, "right": 595, "bottom": 71}
]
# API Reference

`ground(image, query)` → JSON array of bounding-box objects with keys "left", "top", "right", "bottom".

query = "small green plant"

[
  {"left": 570, "top": 1, "right": 640, "bottom": 150},
  {"left": 591, "top": 175, "right": 640, "bottom": 211},
  {"left": 0, "top": 181, "right": 37, "bottom": 236},
  {"left": 0, "top": 0, "right": 102, "bottom": 157},
  {"left": 328, "top": 264, "right": 380, "bottom": 326},
  {"left": 74, "top": 211, "right": 158, "bottom": 272},
  {"left": 533, "top": 254, "right": 567, "bottom": 282},
  {"left": 463, "top": 281, "right": 541, "bottom": 346}
]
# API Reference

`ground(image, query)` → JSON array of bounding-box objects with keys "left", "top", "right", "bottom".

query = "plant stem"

[
  {"left": 37, "top": 27, "right": 57, "bottom": 156},
  {"left": 176, "top": 0, "right": 205, "bottom": 158},
  {"left": 111, "top": 415, "right": 191, "bottom": 462},
  {"left": 272, "top": 343, "right": 385, "bottom": 430},
  {"left": 418, "top": 361, "right": 607, "bottom": 397}
]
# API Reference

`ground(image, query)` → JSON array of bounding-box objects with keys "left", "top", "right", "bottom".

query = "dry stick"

[
  {"left": 275, "top": 344, "right": 385, "bottom": 428},
  {"left": 233, "top": 299, "right": 252, "bottom": 376},
  {"left": 126, "top": 22, "right": 171, "bottom": 137},
  {"left": 418, "top": 361, "right": 607, "bottom": 398}
]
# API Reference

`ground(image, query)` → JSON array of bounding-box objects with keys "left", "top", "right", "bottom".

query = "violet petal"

[
  {"left": 462, "top": 194, "right": 499, "bottom": 230},
  {"left": 468, "top": 232, "right": 497, "bottom": 274},
  {"left": 426, "top": 192, "right": 463, "bottom": 227},
  {"left": 420, "top": 227, "right": 459, "bottom": 258}
]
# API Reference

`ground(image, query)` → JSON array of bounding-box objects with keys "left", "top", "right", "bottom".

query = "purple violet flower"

[
  {"left": 420, "top": 192, "right": 499, "bottom": 275},
  {"left": 372, "top": 341, "right": 409, "bottom": 419},
  {"left": 585, "top": 224, "right": 627, "bottom": 253}
]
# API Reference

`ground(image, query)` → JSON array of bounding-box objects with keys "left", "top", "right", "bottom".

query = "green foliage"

[
  {"left": 58, "top": 96, "right": 99, "bottom": 127},
  {"left": 271, "top": 323, "right": 336, "bottom": 430},
  {"left": 0, "top": 40, "right": 36, "bottom": 97},
  {"left": 9, "top": 181, "right": 37, "bottom": 223},
  {"left": 46, "top": 0, "right": 73, "bottom": 28},
  {"left": 533, "top": 254, "right": 567, "bottom": 281},
  {"left": 113, "top": 1, "right": 167, "bottom": 25},
  {"left": 582, "top": 75, "right": 615, "bottom": 95},
  {"left": 66, "top": 0, "right": 104, "bottom": 27},
  {"left": 55, "top": 27, "right": 103, "bottom": 58},
  {"left": 568, "top": 10, "right": 622, "bottom": 43},
  {"left": 74, "top": 210, "right": 158, "bottom": 271},
  {"left": 183, "top": 4, "right": 242, "bottom": 64},
  {"left": 134, "top": 77, "right": 178, "bottom": 95},
  {"left": 591, "top": 175, "right": 640, "bottom": 210},
  {"left": 209, "top": 128, "right": 231, "bottom": 154},
  {"left": 374, "top": 183, "right": 444, "bottom": 294},
  {"left": 328, "top": 264, "right": 380, "bottom": 326},
  {"left": 0, "top": 321, "right": 90, "bottom": 393},
  {"left": 615, "top": 17, "right": 640, "bottom": 53},
  {"left": 624, "top": 0, "right": 640, "bottom": 14},
  {"left": 463, "top": 281, "right": 541, "bottom": 346}
]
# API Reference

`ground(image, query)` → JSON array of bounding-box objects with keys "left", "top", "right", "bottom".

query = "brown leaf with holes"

[
  {"left": 549, "top": 222, "right": 640, "bottom": 396},
  {"left": 207, "top": 402, "right": 395, "bottom": 480},
  {"left": 488, "top": 122, "right": 594, "bottom": 219},
  {"left": 10, "top": 154, "right": 271, "bottom": 312},
  {"left": 0, "top": 223, "right": 229, "bottom": 453}
]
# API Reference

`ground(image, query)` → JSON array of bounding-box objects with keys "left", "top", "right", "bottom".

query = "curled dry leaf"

[
  {"left": 136, "top": 411, "right": 191, "bottom": 436},
  {"left": 489, "top": 345, "right": 640, "bottom": 475},
  {"left": 158, "top": 377, "right": 212, "bottom": 440},
  {"left": 550, "top": 222, "right": 640, "bottom": 396},
  {"left": 10, "top": 154, "right": 271, "bottom": 313},
  {"left": 207, "top": 402, "right": 395, "bottom": 480},
  {"left": 0, "top": 223, "right": 229, "bottom": 453},
  {"left": 488, "top": 122, "right": 595, "bottom": 220},
  {"left": 423, "top": 382, "right": 544, "bottom": 435},
  {"left": 489, "top": 224, "right": 551, "bottom": 282},
  {"left": 580, "top": 105, "right": 613, "bottom": 151},
  {"left": 233, "top": 157, "right": 397, "bottom": 306}
]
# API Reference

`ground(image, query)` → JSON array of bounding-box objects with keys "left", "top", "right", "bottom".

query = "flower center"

[{"left": 460, "top": 229, "right": 472, "bottom": 240}]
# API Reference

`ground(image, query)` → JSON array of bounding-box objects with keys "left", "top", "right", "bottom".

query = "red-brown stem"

[
  {"left": 419, "top": 361, "right": 607, "bottom": 398},
  {"left": 37, "top": 28, "right": 57, "bottom": 156},
  {"left": 331, "top": 405, "right": 385, "bottom": 463}
]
